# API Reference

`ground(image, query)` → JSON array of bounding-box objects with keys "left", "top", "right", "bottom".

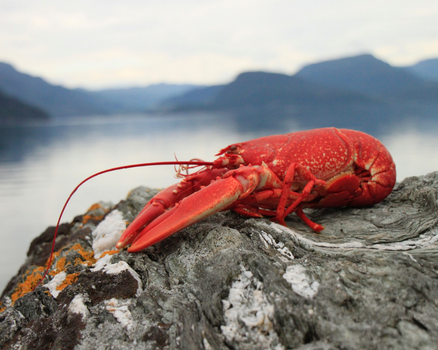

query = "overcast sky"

[{"left": 1, "top": 0, "right": 438, "bottom": 89}]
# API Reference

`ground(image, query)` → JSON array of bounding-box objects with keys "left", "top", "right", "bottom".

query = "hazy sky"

[{"left": 1, "top": 0, "right": 438, "bottom": 89}]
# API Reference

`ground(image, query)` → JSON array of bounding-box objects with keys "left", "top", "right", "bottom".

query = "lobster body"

[
  {"left": 216, "top": 128, "right": 395, "bottom": 208},
  {"left": 116, "top": 128, "right": 396, "bottom": 252}
]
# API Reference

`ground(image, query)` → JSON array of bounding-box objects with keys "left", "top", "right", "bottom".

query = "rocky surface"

[{"left": 1, "top": 172, "right": 438, "bottom": 350}]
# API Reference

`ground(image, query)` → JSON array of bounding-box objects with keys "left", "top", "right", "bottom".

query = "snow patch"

[
  {"left": 105, "top": 298, "right": 134, "bottom": 332},
  {"left": 92, "top": 210, "right": 126, "bottom": 258},
  {"left": 44, "top": 271, "right": 67, "bottom": 298},
  {"left": 92, "top": 254, "right": 142, "bottom": 296},
  {"left": 221, "top": 266, "right": 285, "bottom": 349},
  {"left": 68, "top": 294, "right": 89, "bottom": 321},
  {"left": 283, "top": 265, "right": 320, "bottom": 299}
]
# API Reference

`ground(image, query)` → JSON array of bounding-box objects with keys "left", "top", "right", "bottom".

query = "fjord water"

[{"left": 1, "top": 113, "right": 437, "bottom": 292}]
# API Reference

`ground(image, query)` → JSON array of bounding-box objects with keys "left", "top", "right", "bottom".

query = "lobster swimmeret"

[{"left": 116, "top": 127, "right": 396, "bottom": 252}]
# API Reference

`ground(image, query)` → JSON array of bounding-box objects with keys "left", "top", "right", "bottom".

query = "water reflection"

[
  {"left": 381, "top": 121, "right": 438, "bottom": 180},
  {"left": 0, "top": 113, "right": 437, "bottom": 292}
]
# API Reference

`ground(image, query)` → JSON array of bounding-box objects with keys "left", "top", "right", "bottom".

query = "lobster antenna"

[{"left": 33, "top": 160, "right": 213, "bottom": 290}]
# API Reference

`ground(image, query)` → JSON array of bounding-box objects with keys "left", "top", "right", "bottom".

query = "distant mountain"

[
  {"left": 2, "top": 54, "right": 438, "bottom": 125},
  {"left": 403, "top": 58, "right": 438, "bottom": 82},
  {"left": 89, "top": 83, "right": 203, "bottom": 112},
  {"left": 295, "top": 54, "right": 438, "bottom": 102},
  {"left": 0, "top": 89, "right": 49, "bottom": 124},
  {"left": 210, "top": 71, "right": 373, "bottom": 108},
  {"left": 157, "top": 55, "right": 438, "bottom": 132},
  {"left": 161, "top": 85, "right": 225, "bottom": 110},
  {"left": 161, "top": 71, "right": 374, "bottom": 111},
  {"left": 0, "top": 62, "right": 120, "bottom": 117},
  {"left": 0, "top": 62, "right": 203, "bottom": 117}
]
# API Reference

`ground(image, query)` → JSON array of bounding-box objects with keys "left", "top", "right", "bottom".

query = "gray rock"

[{"left": 1, "top": 173, "right": 438, "bottom": 350}]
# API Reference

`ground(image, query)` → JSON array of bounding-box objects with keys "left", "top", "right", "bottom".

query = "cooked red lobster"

[{"left": 116, "top": 127, "right": 396, "bottom": 252}]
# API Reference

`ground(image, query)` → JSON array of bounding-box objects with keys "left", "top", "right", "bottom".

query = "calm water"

[{"left": 1, "top": 112, "right": 437, "bottom": 292}]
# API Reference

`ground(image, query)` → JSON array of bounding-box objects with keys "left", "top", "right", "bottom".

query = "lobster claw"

[
  {"left": 126, "top": 168, "right": 260, "bottom": 252},
  {"left": 116, "top": 200, "right": 166, "bottom": 249}
]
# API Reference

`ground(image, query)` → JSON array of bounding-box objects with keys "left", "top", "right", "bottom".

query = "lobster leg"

[
  {"left": 275, "top": 163, "right": 325, "bottom": 227},
  {"left": 296, "top": 206, "right": 324, "bottom": 232},
  {"left": 282, "top": 180, "right": 315, "bottom": 218},
  {"left": 276, "top": 163, "right": 297, "bottom": 222}
]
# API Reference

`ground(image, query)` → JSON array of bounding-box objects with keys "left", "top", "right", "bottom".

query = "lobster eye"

[{"left": 226, "top": 144, "right": 242, "bottom": 155}]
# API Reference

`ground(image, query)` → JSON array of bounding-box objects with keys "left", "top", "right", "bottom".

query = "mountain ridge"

[
  {"left": 1, "top": 54, "right": 438, "bottom": 119},
  {"left": 0, "top": 88, "right": 50, "bottom": 124},
  {"left": 402, "top": 58, "right": 438, "bottom": 82},
  {"left": 295, "top": 54, "right": 438, "bottom": 99},
  {"left": 0, "top": 62, "right": 118, "bottom": 117},
  {"left": 158, "top": 54, "right": 438, "bottom": 113}
]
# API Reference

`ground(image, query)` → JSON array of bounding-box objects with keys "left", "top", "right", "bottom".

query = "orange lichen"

[
  {"left": 87, "top": 203, "right": 103, "bottom": 211},
  {"left": 70, "top": 243, "right": 97, "bottom": 265},
  {"left": 56, "top": 272, "right": 80, "bottom": 291},
  {"left": 10, "top": 266, "right": 46, "bottom": 303},
  {"left": 8, "top": 242, "right": 99, "bottom": 307},
  {"left": 100, "top": 249, "right": 120, "bottom": 258},
  {"left": 54, "top": 243, "right": 96, "bottom": 269},
  {"left": 82, "top": 203, "right": 110, "bottom": 224},
  {"left": 82, "top": 214, "right": 104, "bottom": 224},
  {"left": 55, "top": 256, "right": 67, "bottom": 271}
]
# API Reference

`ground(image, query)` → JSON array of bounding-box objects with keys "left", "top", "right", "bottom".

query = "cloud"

[{"left": 1, "top": 0, "right": 438, "bottom": 88}]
